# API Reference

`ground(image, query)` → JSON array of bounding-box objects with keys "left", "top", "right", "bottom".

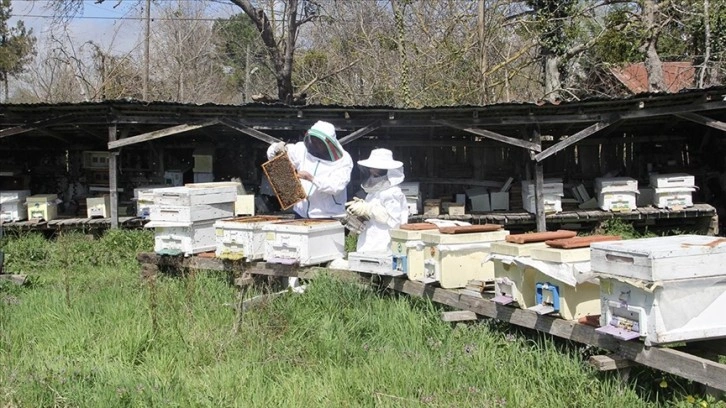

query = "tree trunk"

[
  {"left": 698, "top": 0, "right": 711, "bottom": 88},
  {"left": 392, "top": 0, "right": 411, "bottom": 107},
  {"left": 478, "top": 0, "right": 488, "bottom": 105},
  {"left": 543, "top": 51, "right": 561, "bottom": 101},
  {"left": 641, "top": 0, "right": 666, "bottom": 92}
]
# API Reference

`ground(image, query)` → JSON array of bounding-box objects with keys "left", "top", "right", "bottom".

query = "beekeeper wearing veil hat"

[
  {"left": 267, "top": 120, "right": 353, "bottom": 219},
  {"left": 346, "top": 148, "right": 409, "bottom": 253}
]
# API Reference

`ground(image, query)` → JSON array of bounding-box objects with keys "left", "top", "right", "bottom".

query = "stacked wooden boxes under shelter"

[
  {"left": 649, "top": 173, "right": 696, "bottom": 209},
  {"left": 592, "top": 235, "right": 726, "bottom": 346},
  {"left": 0, "top": 190, "right": 30, "bottom": 222},
  {"left": 26, "top": 194, "right": 58, "bottom": 221},
  {"left": 595, "top": 177, "right": 638, "bottom": 212}
]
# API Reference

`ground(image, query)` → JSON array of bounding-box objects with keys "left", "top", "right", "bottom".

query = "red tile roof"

[{"left": 610, "top": 62, "right": 695, "bottom": 94}]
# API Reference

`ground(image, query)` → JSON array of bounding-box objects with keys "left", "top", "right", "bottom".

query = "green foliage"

[
  {"left": 212, "top": 13, "right": 268, "bottom": 92},
  {"left": 596, "top": 218, "right": 658, "bottom": 240},
  {"left": 593, "top": 6, "right": 645, "bottom": 64},
  {"left": 0, "top": 0, "right": 36, "bottom": 91},
  {"left": 344, "top": 233, "right": 357, "bottom": 254}
]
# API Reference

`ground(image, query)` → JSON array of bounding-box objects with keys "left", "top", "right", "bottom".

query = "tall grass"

[{"left": 0, "top": 230, "right": 722, "bottom": 407}]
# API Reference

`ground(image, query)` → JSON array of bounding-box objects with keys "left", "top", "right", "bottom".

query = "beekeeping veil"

[
  {"left": 358, "top": 148, "right": 405, "bottom": 193},
  {"left": 304, "top": 121, "right": 345, "bottom": 162}
]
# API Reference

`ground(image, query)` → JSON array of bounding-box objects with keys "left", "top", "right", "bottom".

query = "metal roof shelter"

[{"left": 2, "top": 86, "right": 726, "bottom": 229}]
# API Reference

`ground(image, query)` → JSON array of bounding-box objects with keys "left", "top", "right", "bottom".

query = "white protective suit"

[
  {"left": 352, "top": 149, "right": 409, "bottom": 253},
  {"left": 266, "top": 121, "right": 353, "bottom": 218}
]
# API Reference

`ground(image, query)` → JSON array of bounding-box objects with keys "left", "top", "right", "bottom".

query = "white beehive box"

[
  {"left": 490, "top": 241, "right": 547, "bottom": 308},
  {"left": 263, "top": 219, "right": 345, "bottom": 266},
  {"left": 522, "top": 193, "right": 563, "bottom": 214},
  {"left": 27, "top": 194, "right": 58, "bottom": 221},
  {"left": 652, "top": 187, "right": 695, "bottom": 209},
  {"left": 214, "top": 216, "right": 283, "bottom": 261},
  {"left": 400, "top": 182, "right": 421, "bottom": 214},
  {"left": 134, "top": 185, "right": 166, "bottom": 219},
  {"left": 596, "top": 274, "right": 726, "bottom": 345},
  {"left": 465, "top": 187, "right": 490, "bottom": 212},
  {"left": 146, "top": 220, "right": 216, "bottom": 256},
  {"left": 595, "top": 177, "right": 638, "bottom": 193},
  {"left": 597, "top": 191, "right": 637, "bottom": 212},
  {"left": 591, "top": 235, "right": 726, "bottom": 282},
  {"left": 348, "top": 251, "right": 399, "bottom": 275},
  {"left": 0, "top": 189, "right": 31, "bottom": 204},
  {"left": 0, "top": 200, "right": 26, "bottom": 222},
  {"left": 528, "top": 247, "right": 601, "bottom": 320},
  {"left": 149, "top": 202, "right": 235, "bottom": 223},
  {"left": 153, "top": 185, "right": 237, "bottom": 207},
  {"left": 86, "top": 195, "right": 111, "bottom": 218},
  {"left": 390, "top": 227, "right": 438, "bottom": 279},
  {"left": 649, "top": 173, "right": 695, "bottom": 189},
  {"left": 235, "top": 195, "right": 255, "bottom": 216},
  {"left": 421, "top": 229, "right": 509, "bottom": 289}
]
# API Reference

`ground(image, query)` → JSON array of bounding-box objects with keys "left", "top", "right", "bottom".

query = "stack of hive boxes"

[
  {"left": 521, "top": 179, "right": 564, "bottom": 214},
  {"left": 649, "top": 173, "right": 696, "bottom": 209},
  {"left": 0, "top": 190, "right": 30, "bottom": 222},
  {"left": 399, "top": 182, "right": 421, "bottom": 215},
  {"left": 595, "top": 177, "right": 638, "bottom": 212},
  {"left": 592, "top": 235, "right": 726, "bottom": 345},
  {"left": 145, "top": 183, "right": 237, "bottom": 256}
]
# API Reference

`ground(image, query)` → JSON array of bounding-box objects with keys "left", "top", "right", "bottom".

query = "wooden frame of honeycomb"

[{"left": 261, "top": 152, "right": 306, "bottom": 210}]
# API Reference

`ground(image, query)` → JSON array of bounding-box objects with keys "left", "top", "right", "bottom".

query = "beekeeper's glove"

[
  {"left": 270, "top": 141, "right": 287, "bottom": 156},
  {"left": 345, "top": 198, "right": 390, "bottom": 223}
]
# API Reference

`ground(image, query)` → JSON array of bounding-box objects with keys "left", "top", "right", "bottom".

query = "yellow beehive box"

[
  {"left": 86, "top": 195, "right": 111, "bottom": 218},
  {"left": 490, "top": 241, "right": 548, "bottom": 308},
  {"left": 390, "top": 226, "right": 438, "bottom": 279},
  {"left": 530, "top": 271, "right": 600, "bottom": 321},
  {"left": 421, "top": 229, "right": 509, "bottom": 289},
  {"left": 527, "top": 246, "right": 600, "bottom": 321},
  {"left": 27, "top": 194, "right": 58, "bottom": 221}
]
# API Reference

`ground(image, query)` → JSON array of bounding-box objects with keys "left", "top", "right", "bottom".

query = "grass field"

[{"left": 0, "top": 230, "right": 723, "bottom": 407}]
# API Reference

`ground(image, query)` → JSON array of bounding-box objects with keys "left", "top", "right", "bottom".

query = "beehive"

[
  {"left": 146, "top": 220, "right": 217, "bottom": 256},
  {"left": 86, "top": 195, "right": 111, "bottom": 218},
  {"left": 261, "top": 152, "right": 306, "bottom": 210},
  {"left": 421, "top": 229, "right": 509, "bottom": 289},
  {"left": 262, "top": 219, "right": 344, "bottom": 266},
  {"left": 348, "top": 251, "right": 397, "bottom": 275},
  {"left": 214, "top": 216, "right": 283, "bottom": 261},
  {"left": 527, "top": 246, "right": 600, "bottom": 321},
  {"left": 0, "top": 200, "right": 26, "bottom": 222},
  {"left": 490, "top": 241, "right": 547, "bottom": 308},
  {"left": 27, "top": 194, "right": 58, "bottom": 221},
  {"left": 390, "top": 225, "right": 438, "bottom": 279}
]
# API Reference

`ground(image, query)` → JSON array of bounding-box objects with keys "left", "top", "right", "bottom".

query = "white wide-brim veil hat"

[
  {"left": 358, "top": 148, "right": 405, "bottom": 188},
  {"left": 357, "top": 148, "right": 403, "bottom": 170}
]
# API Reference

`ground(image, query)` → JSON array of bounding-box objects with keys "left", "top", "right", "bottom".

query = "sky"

[{"left": 8, "top": 0, "right": 241, "bottom": 56}]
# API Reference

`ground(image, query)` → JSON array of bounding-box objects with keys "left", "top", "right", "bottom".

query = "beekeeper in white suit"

[
  {"left": 268, "top": 120, "right": 353, "bottom": 219},
  {"left": 346, "top": 148, "right": 409, "bottom": 253}
]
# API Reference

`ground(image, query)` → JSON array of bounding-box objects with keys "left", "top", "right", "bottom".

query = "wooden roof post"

[
  {"left": 109, "top": 123, "right": 118, "bottom": 229},
  {"left": 531, "top": 127, "right": 546, "bottom": 232}
]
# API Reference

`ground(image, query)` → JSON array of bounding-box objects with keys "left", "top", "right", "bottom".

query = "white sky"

[{"left": 9, "top": 0, "right": 241, "bottom": 56}]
